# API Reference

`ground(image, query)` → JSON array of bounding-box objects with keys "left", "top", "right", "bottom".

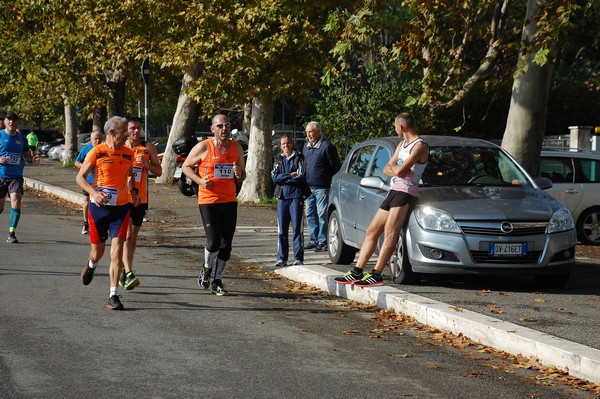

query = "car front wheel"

[
  {"left": 328, "top": 210, "right": 356, "bottom": 264},
  {"left": 389, "top": 230, "right": 418, "bottom": 284},
  {"left": 576, "top": 207, "right": 600, "bottom": 245}
]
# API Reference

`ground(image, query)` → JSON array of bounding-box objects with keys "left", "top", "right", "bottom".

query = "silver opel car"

[{"left": 327, "top": 136, "right": 576, "bottom": 287}]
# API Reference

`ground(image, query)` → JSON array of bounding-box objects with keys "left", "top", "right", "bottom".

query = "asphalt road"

[{"left": 1, "top": 192, "right": 596, "bottom": 398}]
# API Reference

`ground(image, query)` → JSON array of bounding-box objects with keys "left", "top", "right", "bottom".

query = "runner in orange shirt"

[
  {"left": 181, "top": 114, "right": 246, "bottom": 296},
  {"left": 119, "top": 115, "right": 162, "bottom": 290},
  {"left": 76, "top": 116, "right": 141, "bottom": 310}
]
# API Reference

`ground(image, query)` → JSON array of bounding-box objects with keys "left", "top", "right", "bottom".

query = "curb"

[
  {"left": 24, "top": 177, "right": 85, "bottom": 206},
  {"left": 23, "top": 178, "right": 600, "bottom": 385},
  {"left": 275, "top": 265, "right": 600, "bottom": 384}
]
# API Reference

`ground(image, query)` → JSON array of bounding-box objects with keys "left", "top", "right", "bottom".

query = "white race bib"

[
  {"left": 7, "top": 152, "right": 20, "bottom": 165},
  {"left": 214, "top": 163, "right": 234, "bottom": 179},
  {"left": 92, "top": 186, "right": 118, "bottom": 206},
  {"left": 132, "top": 166, "right": 143, "bottom": 183}
]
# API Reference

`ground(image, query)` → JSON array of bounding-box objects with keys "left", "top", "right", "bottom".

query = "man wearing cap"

[{"left": 0, "top": 112, "right": 40, "bottom": 243}]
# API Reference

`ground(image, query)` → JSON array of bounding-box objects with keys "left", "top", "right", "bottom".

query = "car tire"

[
  {"left": 327, "top": 210, "right": 356, "bottom": 264},
  {"left": 534, "top": 273, "right": 570, "bottom": 289},
  {"left": 576, "top": 207, "right": 600, "bottom": 245},
  {"left": 390, "top": 229, "right": 418, "bottom": 284}
]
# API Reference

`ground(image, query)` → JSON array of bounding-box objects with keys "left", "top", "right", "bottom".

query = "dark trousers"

[{"left": 276, "top": 197, "right": 304, "bottom": 262}]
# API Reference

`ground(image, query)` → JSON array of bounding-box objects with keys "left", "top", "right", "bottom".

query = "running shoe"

[
  {"left": 6, "top": 233, "right": 18, "bottom": 244},
  {"left": 107, "top": 295, "right": 124, "bottom": 310},
  {"left": 334, "top": 270, "right": 364, "bottom": 285},
  {"left": 354, "top": 272, "right": 384, "bottom": 287},
  {"left": 81, "top": 263, "right": 95, "bottom": 285},
  {"left": 82, "top": 223, "right": 89, "bottom": 235},
  {"left": 211, "top": 279, "right": 228, "bottom": 296},
  {"left": 197, "top": 267, "right": 212, "bottom": 289},
  {"left": 275, "top": 260, "right": 287, "bottom": 267},
  {"left": 124, "top": 272, "right": 140, "bottom": 291},
  {"left": 118, "top": 269, "right": 126, "bottom": 287},
  {"left": 293, "top": 260, "right": 303, "bottom": 265},
  {"left": 304, "top": 242, "right": 318, "bottom": 250},
  {"left": 314, "top": 244, "right": 327, "bottom": 252}
]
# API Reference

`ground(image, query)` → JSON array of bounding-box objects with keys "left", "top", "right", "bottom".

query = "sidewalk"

[{"left": 23, "top": 159, "right": 600, "bottom": 385}]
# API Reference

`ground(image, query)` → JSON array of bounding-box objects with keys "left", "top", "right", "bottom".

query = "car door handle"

[
  {"left": 358, "top": 192, "right": 365, "bottom": 199},
  {"left": 565, "top": 189, "right": 579, "bottom": 194}
]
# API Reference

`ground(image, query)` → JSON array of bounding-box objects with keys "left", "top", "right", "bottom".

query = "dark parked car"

[{"left": 328, "top": 136, "right": 576, "bottom": 287}]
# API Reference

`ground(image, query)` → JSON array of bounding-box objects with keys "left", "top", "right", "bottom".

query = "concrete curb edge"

[{"left": 275, "top": 264, "right": 600, "bottom": 384}]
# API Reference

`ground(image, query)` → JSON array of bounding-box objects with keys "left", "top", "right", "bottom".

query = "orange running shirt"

[
  {"left": 85, "top": 142, "right": 134, "bottom": 206},
  {"left": 127, "top": 143, "right": 149, "bottom": 204},
  {"left": 197, "top": 138, "right": 239, "bottom": 205}
]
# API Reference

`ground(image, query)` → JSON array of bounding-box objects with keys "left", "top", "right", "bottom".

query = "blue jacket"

[
  {"left": 303, "top": 137, "right": 341, "bottom": 188},
  {"left": 271, "top": 150, "right": 309, "bottom": 200}
]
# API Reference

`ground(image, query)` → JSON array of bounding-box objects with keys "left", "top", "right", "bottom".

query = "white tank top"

[{"left": 390, "top": 138, "right": 428, "bottom": 197}]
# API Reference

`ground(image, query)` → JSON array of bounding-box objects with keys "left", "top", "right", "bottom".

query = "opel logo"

[{"left": 500, "top": 221, "right": 513, "bottom": 234}]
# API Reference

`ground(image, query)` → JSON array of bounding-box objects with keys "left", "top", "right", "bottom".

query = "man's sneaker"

[
  {"left": 197, "top": 267, "right": 212, "bottom": 289},
  {"left": 107, "top": 295, "right": 124, "bottom": 310},
  {"left": 81, "top": 263, "right": 95, "bottom": 285},
  {"left": 293, "top": 260, "right": 303, "bottom": 265},
  {"left": 82, "top": 223, "right": 89, "bottom": 235},
  {"left": 304, "top": 242, "right": 318, "bottom": 250},
  {"left": 6, "top": 233, "right": 18, "bottom": 243},
  {"left": 118, "top": 269, "right": 126, "bottom": 287},
  {"left": 211, "top": 279, "right": 228, "bottom": 296},
  {"left": 124, "top": 272, "right": 140, "bottom": 291},
  {"left": 314, "top": 244, "right": 327, "bottom": 252},
  {"left": 275, "top": 260, "right": 287, "bottom": 267},
  {"left": 354, "top": 272, "right": 384, "bottom": 287},
  {"left": 334, "top": 270, "right": 364, "bottom": 285}
]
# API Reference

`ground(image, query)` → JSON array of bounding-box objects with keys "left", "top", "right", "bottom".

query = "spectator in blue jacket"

[
  {"left": 302, "top": 122, "right": 341, "bottom": 252},
  {"left": 272, "top": 135, "right": 309, "bottom": 266}
]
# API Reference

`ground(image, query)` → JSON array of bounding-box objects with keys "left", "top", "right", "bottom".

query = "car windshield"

[{"left": 420, "top": 146, "right": 531, "bottom": 187}]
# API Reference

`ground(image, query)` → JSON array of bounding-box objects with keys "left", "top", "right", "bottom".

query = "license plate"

[{"left": 489, "top": 243, "right": 527, "bottom": 256}]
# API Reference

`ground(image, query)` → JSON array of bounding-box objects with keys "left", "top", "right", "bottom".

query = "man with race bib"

[
  {"left": 181, "top": 114, "right": 246, "bottom": 296},
  {"left": 76, "top": 116, "right": 140, "bottom": 310},
  {"left": 118, "top": 115, "right": 162, "bottom": 291},
  {"left": 0, "top": 112, "right": 40, "bottom": 244}
]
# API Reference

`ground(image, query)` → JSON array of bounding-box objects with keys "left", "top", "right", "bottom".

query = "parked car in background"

[
  {"left": 539, "top": 150, "right": 600, "bottom": 245},
  {"left": 47, "top": 143, "right": 67, "bottom": 161},
  {"left": 328, "top": 136, "right": 576, "bottom": 288},
  {"left": 38, "top": 138, "right": 65, "bottom": 157}
]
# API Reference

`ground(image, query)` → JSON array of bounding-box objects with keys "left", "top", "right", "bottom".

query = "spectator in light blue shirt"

[{"left": 74, "top": 129, "right": 103, "bottom": 234}]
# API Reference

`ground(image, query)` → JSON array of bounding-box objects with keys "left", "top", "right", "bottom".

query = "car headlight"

[
  {"left": 414, "top": 206, "right": 462, "bottom": 233},
  {"left": 547, "top": 207, "right": 575, "bottom": 233}
]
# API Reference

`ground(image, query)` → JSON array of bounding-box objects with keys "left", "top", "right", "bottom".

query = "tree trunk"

[
  {"left": 155, "top": 63, "right": 202, "bottom": 185},
  {"left": 501, "top": 0, "right": 554, "bottom": 176},
  {"left": 106, "top": 68, "right": 126, "bottom": 117},
  {"left": 242, "top": 102, "right": 251, "bottom": 137},
  {"left": 62, "top": 102, "right": 78, "bottom": 165},
  {"left": 237, "top": 97, "right": 273, "bottom": 203},
  {"left": 93, "top": 105, "right": 107, "bottom": 132}
]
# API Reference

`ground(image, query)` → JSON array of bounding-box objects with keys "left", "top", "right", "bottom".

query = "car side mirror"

[
  {"left": 360, "top": 176, "right": 389, "bottom": 191},
  {"left": 535, "top": 176, "right": 553, "bottom": 190}
]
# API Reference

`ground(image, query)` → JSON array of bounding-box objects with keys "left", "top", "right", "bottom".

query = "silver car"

[
  {"left": 539, "top": 150, "right": 600, "bottom": 245},
  {"left": 327, "top": 136, "right": 576, "bottom": 288}
]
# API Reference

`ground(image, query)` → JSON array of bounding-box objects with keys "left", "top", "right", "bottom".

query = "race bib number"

[
  {"left": 132, "top": 166, "right": 143, "bottom": 183},
  {"left": 214, "top": 163, "right": 234, "bottom": 179},
  {"left": 7, "top": 152, "right": 21, "bottom": 165},
  {"left": 93, "top": 186, "right": 118, "bottom": 206}
]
